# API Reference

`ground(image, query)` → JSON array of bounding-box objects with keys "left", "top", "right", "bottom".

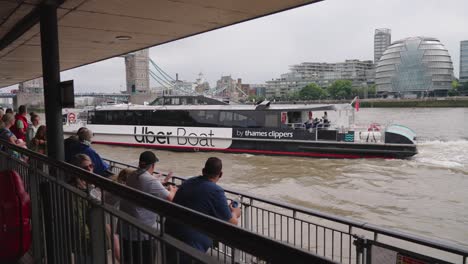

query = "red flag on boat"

[{"left": 355, "top": 97, "right": 360, "bottom": 112}]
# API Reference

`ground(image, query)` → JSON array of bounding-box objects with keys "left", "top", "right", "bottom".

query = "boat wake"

[{"left": 413, "top": 140, "right": 468, "bottom": 172}]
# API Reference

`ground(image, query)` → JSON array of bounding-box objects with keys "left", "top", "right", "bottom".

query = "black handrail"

[
  {"left": 0, "top": 140, "right": 334, "bottom": 263},
  {"left": 105, "top": 156, "right": 468, "bottom": 258}
]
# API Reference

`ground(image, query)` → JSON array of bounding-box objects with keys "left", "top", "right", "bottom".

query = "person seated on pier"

[
  {"left": 26, "top": 113, "right": 40, "bottom": 145},
  {"left": 28, "top": 125, "right": 47, "bottom": 155},
  {"left": 0, "top": 113, "right": 27, "bottom": 153},
  {"left": 120, "top": 151, "right": 177, "bottom": 264},
  {"left": 69, "top": 153, "right": 102, "bottom": 199},
  {"left": 104, "top": 168, "right": 135, "bottom": 208},
  {"left": 64, "top": 127, "right": 87, "bottom": 163},
  {"left": 76, "top": 127, "right": 112, "bottom": 177},
  {"left": 165, "top": 157, "right": 241, "bottom": 257},
  {"left": 69, "top": 153, "right": 120, "bottom": 262}
]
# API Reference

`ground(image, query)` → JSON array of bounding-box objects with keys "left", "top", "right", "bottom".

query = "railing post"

[
  {"left": 29, "top": 160, "right": 44, "bottom": 262},
  {"left": 353, "top": 235, "right": 366, "bottom": 264},
  {"left": 40, "top": 182, "right": 55, "bottom": 264},
  {"left": 242, "top": 197, "right": 251, "bottom": 231},
  {"left": 231, "top": 247, "right": 241, "bottom": 264},
  {"left": 89, "top": 205, "right": 107, "bottom": 263}
]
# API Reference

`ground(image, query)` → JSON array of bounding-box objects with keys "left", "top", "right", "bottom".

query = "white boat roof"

[{"left": 91, "top": 103, "right": 352, "bottom": 112}]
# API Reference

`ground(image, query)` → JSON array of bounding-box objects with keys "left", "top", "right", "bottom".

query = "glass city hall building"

[{"left": 375, "top": 37, "right": 453, "bottom": 96}]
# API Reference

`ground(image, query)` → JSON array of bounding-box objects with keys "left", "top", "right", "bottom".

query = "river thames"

[{"left": 93, "top": 107, "right": 468, "bottom": 247}]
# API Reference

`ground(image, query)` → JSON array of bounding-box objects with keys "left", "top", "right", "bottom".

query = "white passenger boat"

[{"left": 63, "top": 96, "right": 417, "bottom": 159}]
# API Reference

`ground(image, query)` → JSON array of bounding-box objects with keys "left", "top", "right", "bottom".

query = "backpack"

[{"left": 0, "top": 170, "right": 32, "bottom": 262}]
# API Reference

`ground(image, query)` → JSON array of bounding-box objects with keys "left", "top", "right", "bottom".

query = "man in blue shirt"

[
  {"left": 166, "top": 157, "right": 241, "bottom": 254},
  {"left": 74, "top": 127, "right": 112, "bottom": 177}
]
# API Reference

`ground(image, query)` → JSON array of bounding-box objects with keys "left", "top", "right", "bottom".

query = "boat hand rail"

[{"left": 104, "top": 157, "right": 468, "bottom": 258}]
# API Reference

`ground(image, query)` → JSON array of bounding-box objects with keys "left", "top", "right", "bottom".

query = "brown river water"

[{"left": 86, "top": 108, "right": 468, "bottom": 247}]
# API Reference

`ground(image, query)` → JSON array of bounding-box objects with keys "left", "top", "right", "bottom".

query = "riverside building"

[
  {"left": 265, "top": 60, "right": 374, "bottom": 99},
  {"left": 374, "top": 28, "right": 391, "bottom": 63},
  {"left": 460, "top": 40, "right": 468, "bottom": 84},
  {"left": 375, "top": 37, "right": 454, "bottom": 97}
]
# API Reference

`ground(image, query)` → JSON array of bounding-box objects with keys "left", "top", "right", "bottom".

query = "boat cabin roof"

[{"left": 91, "top": 103, "right": 348, "bottom": 112}]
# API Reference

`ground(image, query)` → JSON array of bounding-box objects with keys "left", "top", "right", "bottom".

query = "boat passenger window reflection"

[
  {"left": 190, "top": 110, "right": 219, "bottom": 127},
  {"left": 288, "top": 112, "right": 302, "bottom": 123},
  {"left": 134, "top": 111, "right": 144, "bottom": 125},
  {"left": 94, "top": 111, "right": 106, "bottom": 124},
  {"left": 87, "top": 111, "right": 95, "bottom": 124},
  {"left": 265, "top": 113, "right": 279, "bottom": 128}
]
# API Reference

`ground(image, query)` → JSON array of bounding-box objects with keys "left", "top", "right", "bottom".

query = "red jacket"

[{"left": 11, "top": 114, "right": 28, "bottom": 141}]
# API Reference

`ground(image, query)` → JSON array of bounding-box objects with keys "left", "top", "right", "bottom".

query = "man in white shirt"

[{"left": 120, "top": 151, "right": 177, "bottom": 263}]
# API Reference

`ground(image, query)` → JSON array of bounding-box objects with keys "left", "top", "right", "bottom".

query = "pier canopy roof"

[{"left": 0, "top": 0, "right": 321, "bottom": 88}]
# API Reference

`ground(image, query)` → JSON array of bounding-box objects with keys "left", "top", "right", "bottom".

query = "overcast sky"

[{"left": 17, "top": 0, "right": 468, "bottom": 92}]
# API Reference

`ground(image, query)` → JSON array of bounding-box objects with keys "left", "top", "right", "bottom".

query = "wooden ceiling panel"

[
  {"left": 58, "top": 11, "right": 202, "bottom": 37},
  {"left": 2, "top": 44, "right": 41, "bottom": 61},
  {"left": 0, "top": 0, "right": 320, "bottom": 88},
  {"left": 75, "top": 0, "right": 248, "bottom": 27},
  {"left": 59, "top": 27, "right": 165, "bottom": 49}
]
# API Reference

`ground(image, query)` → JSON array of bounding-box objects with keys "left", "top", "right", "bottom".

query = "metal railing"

[
  {"left": 106, "top": 158, "right": 468, "bottom": 264},
  {"left": 0, "top": 140, "right": 333, "bottom": 264}
]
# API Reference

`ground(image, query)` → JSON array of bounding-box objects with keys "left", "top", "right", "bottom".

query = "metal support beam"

[
  {"left": 40, "top": 1, "right": 64, "bottom": 160},
  {"left": 89, "top": 206, "right": 106, "bottom": 263},
  {"left": 29, "top": 160, "right": 44, "bottom": 262},
  {"left": 40, "top": 182, "right": 55, "bottom": 264}
]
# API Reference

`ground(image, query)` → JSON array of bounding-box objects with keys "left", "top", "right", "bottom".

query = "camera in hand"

[{"left": 231, "top": 201, "right": 239, "bottom": 208}]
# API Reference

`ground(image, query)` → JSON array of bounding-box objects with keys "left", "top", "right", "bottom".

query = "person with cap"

[
  {"left": 75, "top": 127, "right": 112, "bottom": 177},
  {"left": 165, "top": 157, "right": 241, "bottom": 257},
  {"left": 120, "top": 150, "right": 177, "bottom": 264}
]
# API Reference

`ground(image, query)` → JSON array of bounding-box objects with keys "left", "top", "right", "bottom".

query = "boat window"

[
  {"left": 233, "top": 113, "right": 247, "bottom": 122},
  {"left": 190, "top": 110, "right": 219, "bottom": 127},
  {"left": 219, "top": 111, "right": 259, "bottom": 128},
  {"left": 148, "top": 110, "right": 194, "bottom": 126},
  {"left": 87, "top": 111, "right": 95, "bottom": 124},
  {"left": 93, "top": 111, "right": 106, "bottom": 124},
  {"left": 138, "top": 111, "right": 147, "bottom": 125},
  {"left": 219, "top": 111, "right": 233, "bottom": 124},
  {"left": 287, "top": 112, "right": 302, "bottom": 123},
  {"left": 110, "top": 111, "right": 125, "bottom": 124},
  {"left": 265, "top": 113, "right": 279, "bottom": 128},
  {"left": 125, "top": 111, "right": 135, "bottom": 124},
  {"left": 171, "top": 98, "right": 180, "bottom": 105}
]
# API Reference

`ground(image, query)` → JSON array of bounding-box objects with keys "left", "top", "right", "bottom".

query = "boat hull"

[
  {"left": 90, "top": 136, "right": 416, "bottom": 159},
  {"left": 64, "top": 125, "right": 417, "bottom": 159}
]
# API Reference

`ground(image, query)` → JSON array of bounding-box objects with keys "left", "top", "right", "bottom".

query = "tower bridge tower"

[{"left": 124, "top": 49, "right": 150, "bottom": 94}]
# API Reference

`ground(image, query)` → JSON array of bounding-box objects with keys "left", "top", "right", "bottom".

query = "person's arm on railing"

[{"left": 166, "top": 184, "right": 177, "bottom": 201}]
